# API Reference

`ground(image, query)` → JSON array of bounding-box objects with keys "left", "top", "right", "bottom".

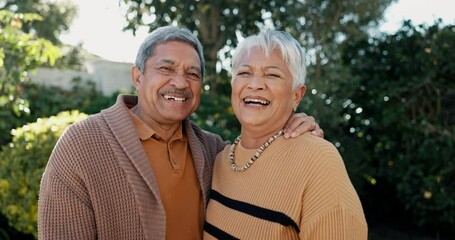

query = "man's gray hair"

[
  {"left": 134, "top": 26, "right": 205, "bottom": 79},
  {"left": 232, "top": 30, "right": 306, "bottom": 89}
]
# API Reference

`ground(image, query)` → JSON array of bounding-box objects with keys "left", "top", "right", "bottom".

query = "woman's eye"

[
  {"left": 266, "top": 73, "right": 281, "bottom": 78},
  {"left": 237, "top": 71, "right": 250, "bottom": 76}
]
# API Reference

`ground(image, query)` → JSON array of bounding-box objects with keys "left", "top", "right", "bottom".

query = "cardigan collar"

[{"left": 100, "top": 94, "right": 210, "bottom": 213}]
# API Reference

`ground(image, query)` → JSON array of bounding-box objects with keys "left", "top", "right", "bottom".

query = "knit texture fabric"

[
  {"left": 38, "top": 94, "right": 226, "bottom": 240},
  {"left": 204, "top": 133, "right": 367, "bottom": 240}
]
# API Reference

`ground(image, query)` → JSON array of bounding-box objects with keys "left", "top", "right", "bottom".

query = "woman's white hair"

[{"left": 231, "top": 30, "right": 306, "bottom": 89}]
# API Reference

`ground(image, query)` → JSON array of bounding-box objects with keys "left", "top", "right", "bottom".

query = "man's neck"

[{"left": 131, "top": 106, "right": 182, "bottom": 142}]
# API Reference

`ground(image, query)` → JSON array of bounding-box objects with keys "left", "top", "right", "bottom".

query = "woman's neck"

[{"left": 239, "top": 127, "right": 285, "bottom": 149}]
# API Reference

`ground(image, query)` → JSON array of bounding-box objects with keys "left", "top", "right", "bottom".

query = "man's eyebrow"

[
  {"left": 155, "top": 59, "right": 201, "bottom": 73},
  {"left": 156, "top": 59, "right": 175, "bottom": 65},
  {"left": 189, "top": 66, "right": 201, "bottom": 72}
]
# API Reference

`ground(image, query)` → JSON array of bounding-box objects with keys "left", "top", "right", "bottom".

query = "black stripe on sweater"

[
  {"left": 204, "top": 221, "right": 239, "bottom": 240},
  {"left": 210, "top": 189, "right": 300, "bottom": 233}
]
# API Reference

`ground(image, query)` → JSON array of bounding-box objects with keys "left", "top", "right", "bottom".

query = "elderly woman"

[{"left": 204, "top": 30, "right": 367, "bottom": 239}]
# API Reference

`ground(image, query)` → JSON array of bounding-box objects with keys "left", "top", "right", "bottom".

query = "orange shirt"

[{"left": 129, "top": 111, "right": 204, "bottom": 239}]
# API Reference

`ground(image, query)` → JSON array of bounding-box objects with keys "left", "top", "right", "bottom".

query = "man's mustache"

[{"left": 160, "top": 89, "right": 193, "bottom": 98}]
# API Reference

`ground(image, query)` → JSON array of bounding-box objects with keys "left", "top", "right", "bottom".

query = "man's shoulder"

[{"left": 60, "top": 114, "right": 103, "bottom": 141}]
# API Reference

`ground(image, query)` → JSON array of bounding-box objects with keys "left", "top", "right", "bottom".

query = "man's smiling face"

[{"left": 133, "top": 40, "right": 202, "bottom": 126}]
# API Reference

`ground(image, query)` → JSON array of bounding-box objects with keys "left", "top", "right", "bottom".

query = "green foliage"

[
  {"left": 0, "top": 7, "right": 82, "bottom": 238},
  {"left": 120, "top": 0, "right": 397, "bottom": 148},
  {"left": 0, "top": 111, "right": 88, "bottom": 238},
  {"left": 340, "top": 21, "right": 455, "bottom": 231},
  {"left": 24, "top": 78, "right": 119, "bottom": 117},
  {"left": 191, "top": 87, "right": 240, "bottom": 142},
  {"left": 1, "top": 0, "right": 77, "bottom": 44},
  {"left": 1, "top": 0, "right": 83, "bottom": 70},
  {"left": 0, "top": 10, "right": 61, "bottom": 145},
  {"left": 0, "top": 79, "right": 117, "bottom": 239},
  {"left": 56, "top": 43, "right": 84, "bottom": 70},
  {"left": 121, "top": 0, "right": 396, "bottom": 95},
  {"left": 0, "top": 79, "right": 118, "bottom": 146}
]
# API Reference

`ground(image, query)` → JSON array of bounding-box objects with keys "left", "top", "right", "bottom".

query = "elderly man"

[{"left": 38, "top": 26, "right": 322, "bottom": 239}]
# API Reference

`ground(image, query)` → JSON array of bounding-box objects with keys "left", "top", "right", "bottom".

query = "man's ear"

[
  {"left": 293, "top": 85, "right": 306, "bottom": 111},
  {"left": 131, "top": 66, "right": 142, "bottom": 90}
]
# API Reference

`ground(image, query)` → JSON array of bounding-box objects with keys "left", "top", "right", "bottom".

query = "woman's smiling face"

[{"left": 231, "top": 47, "right": 306, "bottom": 133}]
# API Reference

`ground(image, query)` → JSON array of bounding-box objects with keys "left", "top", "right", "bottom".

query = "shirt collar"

[{"left": 128, "top": 110, "right": 185, "bottom": 142}]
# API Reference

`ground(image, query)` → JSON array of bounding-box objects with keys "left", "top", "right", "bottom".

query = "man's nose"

[{"left": 170, "top": 73, "right": 189, "bottom": 88}]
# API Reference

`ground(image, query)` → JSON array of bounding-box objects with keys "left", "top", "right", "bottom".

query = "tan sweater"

[
  {"left": 204, "top": 133, "right": 367, "bottom": 239},
  {"left": 38, "top": 95, "right": 226, "bottom": 240}
]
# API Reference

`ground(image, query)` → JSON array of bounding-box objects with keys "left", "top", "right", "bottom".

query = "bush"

[
  {"left": 0, "top": 79, "right": 119, "bottom": 146},
  {"left": 0, "top": 10, "right": 60, "bottom": 146},
  {"left": 340, "top": 22, "right": 455, "bottom": 233},
  {"left": 0, "top": 111, "right": 88, "bottom": 238}
]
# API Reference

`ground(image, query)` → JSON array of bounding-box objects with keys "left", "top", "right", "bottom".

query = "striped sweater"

[{"left": 204, "top": 133, "right": 367, "bottom": 239}]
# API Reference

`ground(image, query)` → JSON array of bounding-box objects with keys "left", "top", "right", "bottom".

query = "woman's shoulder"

[
  {"left": 282, "top": 133, "right": 343, "bottom": 168},
  {"left": 289, "top": 132, "right": 338, "bottom": 153}
]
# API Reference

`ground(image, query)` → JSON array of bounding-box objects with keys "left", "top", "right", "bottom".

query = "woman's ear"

[{"left": 293, "top": 85, "right": 306, "bottom": 111}]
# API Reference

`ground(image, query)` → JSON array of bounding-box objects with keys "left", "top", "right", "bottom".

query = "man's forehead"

[
  {"left": 156, "top": 40, "right": 196, "bottom": 52},
  {"left": 148, "top": 57, "right": 201, "bottom": 72},
  {"left": 152, "top": 41, "right": 198, "bottom": 56}
]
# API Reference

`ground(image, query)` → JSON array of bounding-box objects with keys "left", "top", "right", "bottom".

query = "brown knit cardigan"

[{"left": 38, "top": 95, "right": 226, "bottom": 240}]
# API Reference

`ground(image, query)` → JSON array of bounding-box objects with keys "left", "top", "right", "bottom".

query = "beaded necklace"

[{"left": 228, "top": 130, "right": 284, "bottom": 172}]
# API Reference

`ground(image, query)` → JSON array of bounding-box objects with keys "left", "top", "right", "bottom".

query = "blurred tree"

[
  {"left": 341, "top": 21, "right": 455, "bottom": 233},
  {"left": 0, "top": 9, "right": 62, "bottom": 239},
  {"left": 0, "top": 10, "right": 61, "bottom": 145},
  {"left": 0, "top": 111, "right": 88, "bottom": 238},
  {"left": 0, "top": 0, "right": 77, "bottom": 44},
  {"left": 120, "top": 0, "right": 396, "bottom": 142},
  {"left": 0, "top": 0, "right": 83, "bottom": 69},
  {"left": 121, "top": 0, "right": 395, "bottom": 92}
]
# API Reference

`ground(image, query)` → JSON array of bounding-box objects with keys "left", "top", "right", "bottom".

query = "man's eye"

[
  {"left": 158, "top": 66, "right": 173, "bottom": 71},
  {"left": 188, "top": 72, "right": 201, "bottom": 79}
]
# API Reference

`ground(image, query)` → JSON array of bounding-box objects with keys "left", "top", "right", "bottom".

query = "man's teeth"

[
  {"left": 244, "top": 98, "right": 270, "bottom": 105},
  {"left": 164, "top": 95, "right": 186, "bottom": 102}
]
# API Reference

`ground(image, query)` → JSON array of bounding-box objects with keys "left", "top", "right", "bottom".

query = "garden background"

[{"left": 0, "top": 0, "right": 454, "bottom": 239}]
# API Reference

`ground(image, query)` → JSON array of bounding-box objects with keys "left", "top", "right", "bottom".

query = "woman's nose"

[{"left": 247, "top": 75, "right": 265, "bottom": 90}]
